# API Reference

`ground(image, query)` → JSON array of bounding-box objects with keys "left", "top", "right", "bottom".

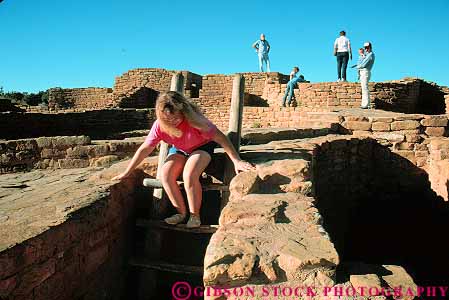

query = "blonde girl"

[{"left": 112, "top": 91, "right": 254, "bottom": 228}]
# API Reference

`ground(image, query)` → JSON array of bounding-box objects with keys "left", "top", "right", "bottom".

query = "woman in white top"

[{"left": 333, "top": 30, "right": 352, "bottom": 82}]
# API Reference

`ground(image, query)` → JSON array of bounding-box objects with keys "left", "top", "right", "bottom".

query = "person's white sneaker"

[
  {"left": 337, "top": 79, "right": 341, "bottom": 82},
  {"left": 164, "top": 214, "right": 186, "bottom": 225},
  {"left": 186, "top": 214, "right": 201, "bottom": 228}
]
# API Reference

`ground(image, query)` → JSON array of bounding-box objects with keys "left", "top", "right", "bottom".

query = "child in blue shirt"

[{"left": 351, "top": 48, "right": 365, "bottom": 81}]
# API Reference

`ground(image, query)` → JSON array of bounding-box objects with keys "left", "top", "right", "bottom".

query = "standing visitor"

[
  {"left": 356, "top": 42, "right": 375, "bottom": 109},
  {"left": 252, "top": 34, "right": 271, "bottom": 72},
  {"left": 333, "top": 30, "right": 352, "bottom": 82}
]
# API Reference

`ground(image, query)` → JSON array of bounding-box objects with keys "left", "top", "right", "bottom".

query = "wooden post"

[
  {"left": 221, "top": 74, "right": 245, "bottom": 209},
  {"left": 227, "top": 74, "right": 245, "bottom": 152},
  {"left": 153, "top": 72, "right": 185, "bottom": 215}
]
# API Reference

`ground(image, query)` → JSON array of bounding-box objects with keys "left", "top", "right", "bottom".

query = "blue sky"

[{"left": 1, "top": 0, "right": 448, "bottom": 92}]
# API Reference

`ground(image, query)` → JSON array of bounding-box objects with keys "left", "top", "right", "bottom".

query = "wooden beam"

[
  {"left": 227, "top": 74, "right": 244, "bottom": 152},
  {"left": 153, "top": 72, "right": 185, "bottom": 215},
  {"left": 136, "top": 219, "right": 218, "bottom": 234},
  {"left": 222, "top": 74, "right": 245, "bottom": 209},
  {"left": 129, "top": 258, "right": 203, "bottom": 275}
]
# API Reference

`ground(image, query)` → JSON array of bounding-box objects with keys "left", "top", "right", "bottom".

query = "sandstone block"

[
  {"left": 344, "top": 116, "right": 369, "bottom": 122},
  {"left": 393, "top": 114, "right": 423, "bottom": 121},
  {"left": 58, "top": 159, "right": 90, "bottom": 169},
  {"left": 15, "top": 140, "right": 38, "bottom": 151},
  {"left": 372, "top": 122, "right": 390, "bottom": 131},
  {"left": 66, "top": 146, "right": 89, "bottom": 158},
  {"left": 395, "top": 142, "right": 415, "bottom": 150},
  {"left": 372, "top": 132, "right": 405, "bottom": 143},
  {"left": 429, "top": 139, "right": 449, "bottom": 150},
  {"left": 405, "top": 134, "right": 422, "bottom": 143},
  {"left": 257, "top": 159, "right": 311, "bottom": 193},
  {"left": 425, "top": 127, "right": 445, "bottom": 137},
  {"left": 343, "top": 121, "right": 372, "bottom": 131},
  {"left": 415, "top": 143, "right": 428, "bottom": 151},
  {"left": 382, "top": 265, "right": 417, "bottom": 300},
  {"left": 370, "top": 117, "right": 393, "bottom": 123},
  {"left": 90, "top": 155, "right": 119, "bottom": 167},
  {"left": 391, "top": 120, "right": 420, "bottom": 130},
  {"left": 350, "top": 274, "right": 382, "bottom": 293},
  {"left": 420, "top": 116, "right": 448, "bottom": 127}
]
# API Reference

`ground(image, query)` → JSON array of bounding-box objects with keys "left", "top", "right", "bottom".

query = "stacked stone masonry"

[
  {"left": 0, "top": 109, "right": 154, "bottom": 140},
  {"left": 112, "top": 69, "right": 202, "bottom": 108},
  {"left": 0, "top": 136, "right": 143, "bottom": 174},
  {"left": 48, "top": 88, "right": 113, "bottom": 110},
  {"left": 39, "top": 68, "right": 449, "bottom": 115}
]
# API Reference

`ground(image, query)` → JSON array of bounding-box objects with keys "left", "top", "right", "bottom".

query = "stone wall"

[
  {"left": 311, "top": 137, "right": 449, "bottom": 286},
  {"left": 203, "top": 107, "right": 449, "bottom": 139},
  {"left": 112, "top": 68, "right": 202, "bottom": 108},
  {"left": 196, "top": 74, "right": 233, "bottom": 107},
  {"left": 48, "top": 88, "right": 113, "bottom": 110},
  {"left": 0, "top": 136, "right": 143, "bottom": 174},
  {"left": 195, "top": 72, "right": 288, "bottom": 107},
  {"left": 261, "top": 79, "right": 423, "bottom": 112},
  {"left": 0, "top": 109, "right": 154, "bottom": 140},
  {"left": 36, "top": 67, "right": 449, "bottom": 116},
  {"left": 427, "top": 139, "right": 449, "bottom": 201},
  {"left": 0, "top": 166, "right": 149, "bottom": 300}
]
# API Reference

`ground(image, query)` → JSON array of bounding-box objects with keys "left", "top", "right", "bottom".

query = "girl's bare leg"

[
  {"left": 161, "top": 154, "right": 187, "bottom": 215},
  {"left": 182, "top": 150, "right": 211, "bottom": 215}
]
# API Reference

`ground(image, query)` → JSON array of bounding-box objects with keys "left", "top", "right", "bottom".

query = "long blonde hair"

[{"left": 155, "top": 91, "right": 210, "bottom": 138}]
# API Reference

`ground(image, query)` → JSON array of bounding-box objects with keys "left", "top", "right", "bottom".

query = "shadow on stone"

[
  {"left": 274, "top": 201, "right": 291, "bottom": 223},
  {"left": 244, "top": 93, "right": 269, "bottom": 107},
  {"left": 313, "top": 138, "right": 449, "bottom": 286},
  {"left": 119, "top": 87, "right": 159, "bottom": 109}
]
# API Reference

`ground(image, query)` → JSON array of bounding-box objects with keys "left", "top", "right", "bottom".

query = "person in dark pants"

[
  {"left": 282, "top": 66, "right": 306, "bottom": 107},
  {"left": 333, "top": 30, "right": 352, "bottom": 82}
]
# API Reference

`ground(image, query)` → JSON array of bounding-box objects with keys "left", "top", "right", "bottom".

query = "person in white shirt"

[{"left": 333, "top": 30, "right": 352, "bottom": 82}]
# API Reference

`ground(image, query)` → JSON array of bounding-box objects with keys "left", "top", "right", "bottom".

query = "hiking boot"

[
  {"left": 186, "top": 214, "right": 201, "bottom": 228},
  {"left": 164, "top": 213, "right": 186, "bottom": 225}
]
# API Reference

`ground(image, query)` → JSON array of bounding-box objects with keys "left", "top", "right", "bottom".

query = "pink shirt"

[{"left": 144, "top": 118, "right": 217, "bottom": 154}]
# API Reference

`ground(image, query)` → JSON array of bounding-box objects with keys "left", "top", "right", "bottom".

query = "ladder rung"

[
  {"left": 143, "top": 178, "right": 229, "bottom": 191},
  {"left": 129, "top": 258, "right": 203, "bottom": 275},
  {"left": 136, "top": 219, "right": 218, "bottom": 234}
]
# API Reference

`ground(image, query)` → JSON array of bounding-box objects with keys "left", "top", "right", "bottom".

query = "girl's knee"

[
  {"left": 161, "top": 165, "right": 180, "bottom": 185},
  {"left": 182, "top": 170, "right": 200, "bottom": 188}
]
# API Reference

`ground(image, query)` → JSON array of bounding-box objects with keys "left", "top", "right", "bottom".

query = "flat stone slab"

[
  {"left": 204, "top": 193, "right": 338, "bottom": 287},
  {"left": 241, "top": 128, "right": 332, "bottom": 145},
  {"left": 0, "top": 157, "right": 157, "bottom": 252},
  {"left": 0, "top": 168, "right": 111, "bottom": 252},
  {"left": 204, "top": 145, "right": 341, "bottom": 289}
]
